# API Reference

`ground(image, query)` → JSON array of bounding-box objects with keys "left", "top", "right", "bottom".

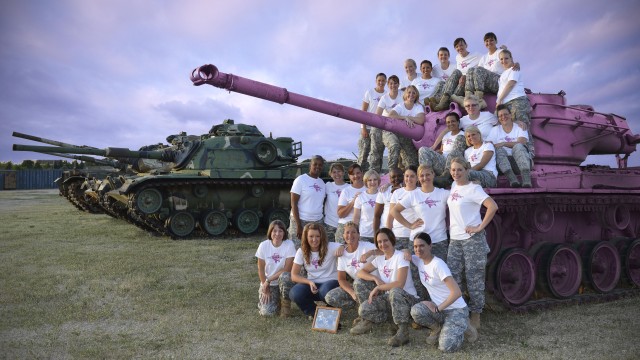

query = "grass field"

[{"left": 1, "top": 190, "right": 639, "bottom": 359}]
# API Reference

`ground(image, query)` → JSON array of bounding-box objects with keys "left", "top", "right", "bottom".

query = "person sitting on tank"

[
  {"left": 400, "top": 59, "right": 419, "bottom": 91},
  {"left": 388, "top": 85, "right": 424, "bottom": 168},
  {"left": 324, "top": 221, "right": 377, "bottom": 318},
  {"left": 460, "top": 94, "right": 498, "bottom": 137},
  {"left": 433, "top": 38, "right": 482, "bottom": 111},
  {"left": 255, "top": 220, "right": 296, "bottom": 317},
  {"left": 447, "top": 157, "right": 498, "bottom": 331},
  {"left": 373, "top": 167, "right": 403, "bottom": 234},
  {"left": 487, "top": 105, "right": 532, "bottom": 188},
  {"left": 359, "top": 73, "right": 387, "bottom": 172},
  {"left": 425, "top": 47, "right": 455, "bottom": 110},
  {"left": 349, "top": 228, "right": 421, "bottom": 347},
  {"left": 324, "top": 163, "right": 350, "bottom": 242},
  {"left": 412, "top": 60, "right": 440, "bottom": 107},
  {"left": 463, "top": 125, "right": 498, "bottom": 188},
  {"left": 497, "top": 49, "right": 534, "bottom": 157},
  {"left": 336, "top": 164, "right": 365, "bottom": 243},
  {"left": 289, "top": 155, "right": 326, "bottom": 247},
  {"left": 353, "top": 169, "right": 382, "bottom": 242},
  {"left": 372, "top": 75, "right": 403, "bottom": 172},
  {"left": 418, "top": 112, "right": 467, "bottom": 188},
  {"left": 410, "top": 232, "right": 478, "bottom": 352},
  {"left": 289, "top": 223, "right": 344, "bottom": 320}
]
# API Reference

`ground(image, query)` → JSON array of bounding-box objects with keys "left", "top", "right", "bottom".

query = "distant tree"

[
  {"left": 34, "top": 162, "right": 43, "bottom": 169},
  {"left": 2, "top": 161, "right": 11, "bottom": 170},
  {"left": 21, "top": 160, "right": 35, "bottom": 169}
]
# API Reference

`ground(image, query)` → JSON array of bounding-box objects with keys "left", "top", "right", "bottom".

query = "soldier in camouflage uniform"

[
  {"left": 258, "top": 272, "right": 295, "bottom": 317},
  {"left": 418, "top": 112, "right": 467, "bottom": 184},
  {"left": 369, "top": 128, "right": 402, "bottom": 172},
  {"left": 489, "top": 105, "right": 533, "bottom": 187}
]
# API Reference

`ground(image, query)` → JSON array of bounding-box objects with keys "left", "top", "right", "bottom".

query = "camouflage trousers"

[
  {"left": 411, "top": 302, "right": 469, "bottom": 353},
  {"left": 442, "top": 69, "right": 464, "bottom": 96},
  {"left": 369, "top": 128, "right": 401, "bottom": 173},
  {"left": 259, "top": 272, "right": 294, "bottom": 316},
  {"left": 447, "top": 231, "right": 490, "bottom": 313},
  {"left": 358, "top": 132, "right": 371, "bottom": 171},
  {"left": 466, "top": 67, "right": 499, "bottom": 94},
  {"left": 395, "top": 237, "right": 411, "bottom": 251},
  {"left": 398, "top": 136, "right": 418, "bottom": 169},
  {"left": 432, "top": 240, "right": 449, "bottom": 263},
  {"left": 289, "top": 217, "right": 324, "bottom": 249},
  {"left": 388, "top": 287, "right": 421, "bottom": 324},
  {"left": 324, "top": 223, "right": 338, "bottom": 243},
  {"left": 468, "top": 170, "right": 497, "bottom": 188},
  {"left": 360, "top": 236, "right": 374, "bottom": 243},
  {"left": 418, "top": 135, "right": 466, "bottom": 176},
  {"left": 354, "top": 279, "right": 420, "bottom": 324},
  {"left": 335, "top": 223, "right": 346, "bottom": 244},
  {"left": 504, "top": 96, "right": 535, "bottom": 157},
  {"left": 495, "top": 144, "right": 531, "bottom": 175},
  {"left": 325, "top": 285, "right": 357, "bottom": 309}
]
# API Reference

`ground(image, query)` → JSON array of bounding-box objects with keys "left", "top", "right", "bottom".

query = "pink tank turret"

[{"left": 192, "top": 63, "right": 640, "bottom": 310}]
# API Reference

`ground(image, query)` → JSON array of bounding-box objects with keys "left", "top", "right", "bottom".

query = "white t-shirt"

[
  {"left": 432, "top": 62, "right": 455, "bottom": 81},
  {"left": 456, "top": 52, "right": 482, "bottom": 75},
  {"left": 411, "top": 77, "right": 440, "bottom": 103},
  {"left": 447, "top": 183, "right": 490, "bottom": 240},
  {"left": 375, "top": 187, "right": 393, "bottom": 228},
  {"left": 487, "top": 126, "right": 529, "bottom": 156},
  {"left": 400, "top": 74, "right": 419, "bottom": 91},
  {"left": 377, "top": 92, "right": 404, "bottom": 116},
  {"left": 389, "top": 188, "right": 417, "bottom": 238},
  {"left": 478, "top": 49, "right": 504, "bottom": 74},
  {"left": 290, "top": 174, "right": 326, "bottom": 221},
  {"left": 371, "top": 250, "right": 418, "bottom": 297},
  {"left": 460, "top": 111, "right": 498, "bottom": 139},
  {"left": 411, "top": 255, "right": 467, "bottom": 309},
  {"left": 324, "top": 182, "right": 350, "bottom": 227},
  {"left": 498, "top": 67, "right": 527, "bottom": 103},
  {"left": 442, "top": 131, "right": 464, "bottom": 157},
  {"left": 465, "top": 142, "right": 497, "bottom": 177},
  {"left": 337, "top": 241, "right": 378, "bottom": 280},
  {"left": 392, "top": 102, "right": 425, "bottom": 118},
  {"left": 354, "top": 191, "right": 379, "bottom": 237},
  {"left": 363, "top": 88, "right": 386, "bottom": 113},
  {"left": 337, "top": 185, "right": 365, "bottom": 224},
  {"left": 293, "top": 242, "right": 342, "bottom": 283},
  {"left": 255, "top": 239, "right": 296, "bottom": 282},
  {"left": 399, "top": 187, "right": 450, "bottom": 242}
]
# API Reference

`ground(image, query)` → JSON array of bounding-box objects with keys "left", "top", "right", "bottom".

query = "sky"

[{"left": 2, "top": 0, "right": 640, "bottom": 167}]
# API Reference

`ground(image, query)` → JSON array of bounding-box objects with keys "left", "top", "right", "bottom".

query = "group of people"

[
  {"left": 359, "top": 32, "right": 533, "bottom": 189},
  {"left": 256, "top": 155, "right": 498, "bottom": 353}
]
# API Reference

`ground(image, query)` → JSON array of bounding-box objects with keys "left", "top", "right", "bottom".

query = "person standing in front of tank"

[
  {"left": 388, "top": 85, "right": 424, "bottom": 168},
  {"left": 353, "top": 169, "right": 382, "bottom": 243},
  {"left": 256, "top": 220, "right": 297, "bottom": 317},
  {"left": 418, "top": 112, "right": 467, "bottom": 187},
  {"left": 464, "top": 125, "right": 498, "bottom": 188},
  {"left": 434, "top": 38, "right": 482, "bottom": 111},
  {"left": 324, "top": 222, "right": 377, "bottom": 315},
  {"left": 387, "top": 165, "right": 419, "bottom": 250},
  {"left": 373, "top": 167, "right": 403, "bottom": 234},
  {"left": 447, "top": 157, "right": 498, "bottom": 330},
  {"left": 336, "top": 164, "right": 365, "bottom": 243},
  {"left": 290, "top": 223, "right": 344, "bottom": 319},
  {"left": 289, "top": 155, "right": 326, "bottom": 248},
  {"left": 371, "top": 75, "right": 403, "bottom": 172},
  {"left": 487, "top": 105, "right": 532, "bottom": 187},
  {"left": 410, "top": 232, "right": 477, "bottom": 352},
  {"left": 324, "top": 163, "right": 350, "bottom": 242},
  {"left": 349, "top": 228, "right": 420, "bottom": 347},
  {"left": 359, "top": 73, "right": 387, "bottom": 172}
]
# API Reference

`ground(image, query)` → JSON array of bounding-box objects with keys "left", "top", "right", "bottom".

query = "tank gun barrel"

[
  {"left": 45, "top": 152, "right": 122, "bottom": 168},
  {"left": 13, "top": 144, "right": 169, "bottom": 161},
  {"left": 12, "top": 131, "right": 98, "bottom": 149},
  {"left": 190, "top": 64, "right": 424, "bottom": 140}
]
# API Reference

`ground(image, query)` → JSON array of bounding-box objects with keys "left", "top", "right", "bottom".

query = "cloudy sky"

[{"left": 2, "top": 0, "right": 640, "bottom": 167}]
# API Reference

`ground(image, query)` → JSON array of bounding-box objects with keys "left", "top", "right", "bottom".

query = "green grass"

[{"left": 1, "top": 190, "right": 639, "bottom": 359}]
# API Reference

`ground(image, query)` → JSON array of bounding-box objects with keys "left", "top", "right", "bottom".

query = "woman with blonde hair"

[
  {"left": 353, "top": 169, "right": 381, "bottom": 242},
  {"left": 463, "top": 125, "right": 497, "bottom": 188}
]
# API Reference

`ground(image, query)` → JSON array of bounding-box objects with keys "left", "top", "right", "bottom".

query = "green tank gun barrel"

[
  {"left": 45, "top": 152, "right": 122, "bottom": 168},
  {"left": 13, "top": 144, "right": 167, "bottom": 161},
  {"left": 12, "top": 131, "right": 98, "bottom": 149}
]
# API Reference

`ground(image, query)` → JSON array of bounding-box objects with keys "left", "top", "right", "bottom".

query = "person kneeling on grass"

[
  {"left": 324, "top": 221, "right": 377, "bottom": 323},
  {"left": 256, "top": 220, "right": 296, "bottom": 317},
  {"left": 410, "top": 232, "right": 477, "bottom": 353},
  {"left": 350, "top": 228, "right": 420, "bottom": 347},
  {"left": 290, "top": 223, "right": 344, "bottom": 320}
]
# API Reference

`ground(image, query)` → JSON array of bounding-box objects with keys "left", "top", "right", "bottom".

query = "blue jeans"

[{"left": 289, "top": 280, "right": 339, "bottom": 316}]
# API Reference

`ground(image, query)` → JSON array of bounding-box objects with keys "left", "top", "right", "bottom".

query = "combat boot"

[
  {"left": 475, "top": 91, "right": 488, "bottom": 109},
  {"left": 464, "top": 319, "right": 478, "bottom": 343},
  {"left": 450, "top": 94, "right": 465, "bottom": 107},
  {"left": 434, "top": 94, "right": 451, "bottom": 112},
  {"left": 280, "top": 299, "right": 291, "bottom": 318},
  {"left": 470, "top": 312, "right": 481, "bottom": 329},
  {"left": 504, "top": 170, "right": 521, "bottom": 188},
  {"left": 388, "top": 323, "right": 411, "bottom": 347},
  {"left": 426, "top": 323, "right": 442, "bottom": 345},
  {"left": 521, "top": 170, "right": 532, "bottom": 188},
  {"left": 350, "top": 319, "right": 374, "bottom": 335}
]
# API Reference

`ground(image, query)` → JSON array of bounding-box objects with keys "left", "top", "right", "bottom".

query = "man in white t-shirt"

[{"left": 434, "top": 38, "right": 481, "bottom": 111}]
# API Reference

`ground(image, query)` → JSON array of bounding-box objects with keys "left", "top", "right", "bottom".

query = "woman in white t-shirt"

[
  {"left": 463, "top": 125, "right": 497, "bottom": 188},
  {"left": 387, "top": 165, "right": 419, "bottom": 250},
  {"left": 390, "top": 165, "right": 450, "bottom": 261},
  {"left": 388, "top": 85, "right": 424, "bottom": 168},
  {"left": 290, "top": 223, "right": 344, "bottom": 318},
  {"left": 373, "top": 167, "right": 403, "bottom": 234},
  {"left": 488, "top": 105, "right": 532, "bottom": 188},
  {"left": 497, "top": 49, "right": 531, "bottom": 127},
  {"left": 353, "top": 169, "right": 381, "bottom": 242},
  {"left": 418, "top": 112, "right": 467, "bottom": 186},
  {"left": 446, "top": 157, "right": 498, "bottom": 331},
  {"left": 289, "top": 155, "right": 326, "bottom": 246},
  {"left": 410, "top": 232, "right": 477, "bottom": 352},
  {"left": 336, "top": 164, "right": 365, "bottom": 243},
  {"left": 349, "top": 228, "right": 420, "bottom": 348},
  {"left": 324, "top": 163, "right": 350, "bottom": 242},
  {"left": 255, "top": 220, "right": 297, "bottom": 317}
]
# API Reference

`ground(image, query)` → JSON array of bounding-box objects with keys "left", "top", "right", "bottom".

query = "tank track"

[{"left": 65, "top": 179, "right": 103, "bottom": 213}]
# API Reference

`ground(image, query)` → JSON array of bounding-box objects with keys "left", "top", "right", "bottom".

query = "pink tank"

[{"left": 191, "top": 64, "right": 640, "bottom": 309}]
